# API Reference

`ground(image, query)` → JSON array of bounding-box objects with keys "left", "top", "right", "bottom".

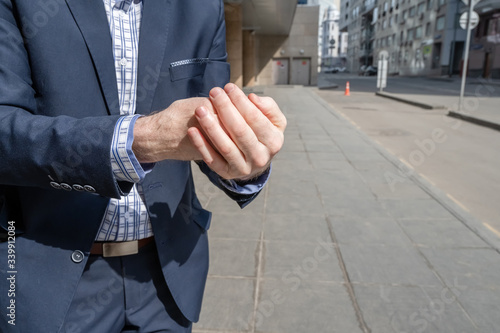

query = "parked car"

[
  {"left": 324, "top": 67, "right": 338, "bottom": 73},
  {"left": 358, "top": 65, "right": 378, "bottom": 76},
  {"left": 364, "top": 66, "right": 378, "bottom": 76},
  {"left": 324, "top": 66, "right": 347, "bottom": 74}
]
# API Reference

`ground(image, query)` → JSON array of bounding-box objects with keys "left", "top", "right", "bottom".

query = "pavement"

[
  {"left": 374, "top": 76, "right": 500, "bottom": 131},
  {"left": 191, "top": 85, "right": 500, "bottom": 333}
]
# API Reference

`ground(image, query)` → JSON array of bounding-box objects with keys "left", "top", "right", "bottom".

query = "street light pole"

[{"left": 458, "top": 0, "right": 474, "bottom": 112}]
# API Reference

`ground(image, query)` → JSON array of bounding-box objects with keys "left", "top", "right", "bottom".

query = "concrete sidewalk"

[
  {"left": 375, "top": 80, "right": 500, "bottom": 132},
  {"left": 191, "top": 85, "right": 500, "bottom": 333}
]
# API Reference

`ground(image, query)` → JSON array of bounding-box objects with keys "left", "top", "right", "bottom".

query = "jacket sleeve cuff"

[
  {"left": 218, "top": 165, "right": 271, "bottom": 195},
  {"left": 196, "top": 162, "right": 271, "bottom": 208}
]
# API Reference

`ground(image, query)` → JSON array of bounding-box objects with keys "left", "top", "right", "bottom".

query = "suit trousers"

[{"left": 60, "top": 242, "right": 192, "bottom": 333}]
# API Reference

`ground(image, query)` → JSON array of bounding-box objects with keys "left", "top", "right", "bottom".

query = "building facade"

[
  {"left": 339, "top": 0, "right": 473, "bottom": 76},
  {"left": 469, "top": 0, "right": 500, "bottom": 78},
  {"left": 224, "top": 0, "right": 319, "bottom": 87},
  {"left": 321, "top": 5, "right": 348, "bottom": 67}
]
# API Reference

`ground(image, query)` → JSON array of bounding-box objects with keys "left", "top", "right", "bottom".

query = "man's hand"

[
  {"left": 132, "top": 97, "right": 216, "bottom": 163},
  {"left": 187, "top": 83, "right": 286, "bottom": 181}
]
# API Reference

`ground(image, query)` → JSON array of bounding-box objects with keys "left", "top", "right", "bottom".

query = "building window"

[
  {"left": 409, "top": 6, "right": 416, "bottom": 17},
  {"left": 297, "top": 0, "right": 307, "bottom": 4},
  {"left": 426, "top": 0, "right": 433, "bottom": 10},
  {"left": 487, "top": 16, "right": 500, "bottom": 35},
  {"left": 415, "top": 25, "right": 423, "bottom": 38},
  {"left": 384, "top": 2, "right": 389, "bottom": 12},
  {"left": 438, "top": 0, "right": 445, "bottom": 6},
  {"left": 389, "top": 16, "right": 393, "bottom": 27},
  {"left": 436, "top": 15, "right": 445, "bottom": 30},
  {"left": 425, "top": 22, "right": 431, "bottom": 36},
  {"left": 407, "top": 28, "right": 414, "bottom": 41},
  {"left": 383, "top": 19, "right": 387, "bottom": 29},
  {"left": 417, "top": 2, "right": 425, "bottom": 14},
  {"left": 400, "top": 30, "right": 404, "bottom": 43},
  {"left": 403, "top": 10, "right": 408, "bottom": 20},
  {"left": 388, "top": 35, "right": 393, "bottom": 46}
]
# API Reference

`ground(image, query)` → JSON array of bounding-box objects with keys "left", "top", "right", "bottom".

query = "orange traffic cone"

[{"left": 344, "top": 81, "right": 350, "bottom": 96}]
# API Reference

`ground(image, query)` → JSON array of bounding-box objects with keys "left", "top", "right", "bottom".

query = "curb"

[
  {"left": 448, "top": 110, "right": 500, "bottom": 132},
  {"left": 375, "top": 92, "right": 446, "bottom": 110},
  {"left": 309, "top": 88, "right": 500, "bottom": 254},
  {"left": 318, "top": 84, "right": 339, "bottom": 90}
]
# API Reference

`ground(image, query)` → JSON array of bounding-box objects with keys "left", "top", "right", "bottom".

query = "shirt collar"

[{"left": 114, "top": 0, "right": 142, "bottom": 13}]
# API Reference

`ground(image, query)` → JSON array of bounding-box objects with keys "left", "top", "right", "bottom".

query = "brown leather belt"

[{"left": 90, "top": 237, "right": 154, "bottom": 257}]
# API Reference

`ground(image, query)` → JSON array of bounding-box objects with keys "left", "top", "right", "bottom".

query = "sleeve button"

[
  {"left": 50, "top": 182, "right": 61, "bottom": 190},
  {"left": 73, "top": 184, "right": 85, "bottom": 192},
  {"left": 60, "top": 183, "right": 72, "bottom": 191},
  {"left": 84, "top": 185, "right": 96, "bottom": 193}
]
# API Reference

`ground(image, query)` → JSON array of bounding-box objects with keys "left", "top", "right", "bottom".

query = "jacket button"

[
  {"left": 50, "top": 182, "right": 61, "bottom": 190},
  {"left": 60, "top": 183, "right": 72, "bottom": 191},
  {"left": 84, "top": 185, "right": 96, "bottom": 193},
  {"left": 71, "top": 250, "right": 84, "bottom": 263}
]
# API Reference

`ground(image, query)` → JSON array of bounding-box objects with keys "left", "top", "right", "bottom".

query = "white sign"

[
  {"left": 460, "top": 11, "right": 479, "bottom": 30},
  {"left": 461, "top": 0, "right": 481, "bottom": 7},
  {"left": 377, "top": 59, "right": 387, "bottom": 90}
]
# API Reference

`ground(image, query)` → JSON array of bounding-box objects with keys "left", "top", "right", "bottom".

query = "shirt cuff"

[
  {"left": 218, "top": 165, "right": 272, "bottom": 195},
  {"left": 110, "top": 115, "right": 149, "bottom": 183}
]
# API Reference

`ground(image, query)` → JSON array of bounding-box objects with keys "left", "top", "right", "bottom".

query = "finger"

[
  {"left": 194, "top": 106, "right": 249, "bottom": 176},
  {"left": 187, "top": 127, "right": 217, "bottom": 165},
  {"left": 209, "top": 87, "right": 261, "bottom": 157},
  {"left": 224, "top": 83, "right": 281, "bottom": 148},
  {"left": 248, "top": 93, "right": 287, "bottom": 132}
]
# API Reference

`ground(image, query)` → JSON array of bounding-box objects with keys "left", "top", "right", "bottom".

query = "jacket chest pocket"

[
  {"left": 168, "top": 56, "right": 230, "bottom": 98},
  {"left": 169, "top": 58, "right": 209, "bottom": 82}
]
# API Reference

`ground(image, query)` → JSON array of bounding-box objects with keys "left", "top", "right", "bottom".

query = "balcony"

[
  {"left": 475, "top": 0, "right": 500, "bottom": 14},
  {"left": 361, "top": 0, "right": 377, "bottom": 14}
]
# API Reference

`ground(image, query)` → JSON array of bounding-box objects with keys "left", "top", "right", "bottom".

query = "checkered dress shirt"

[
  {"left": 96, "top": 0, "right": 150, "bottom": 241},
  {"left": 96, "top": 0, "right": 269, "bottom": 241}
]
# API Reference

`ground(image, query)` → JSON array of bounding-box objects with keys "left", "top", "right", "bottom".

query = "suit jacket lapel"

[
  {"left": 135, "top": 0, "right": 171, "bottom": 115},
  {"left": 65, "top": 0, "right": 121, "bottom": 116}
]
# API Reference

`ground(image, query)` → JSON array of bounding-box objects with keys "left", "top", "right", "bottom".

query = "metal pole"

[
  {"left": 449, "top": 0, "right": 460, "bottom": 77},
  {"left": 458, "top": 1, "right": 474, "bottom": 112}
]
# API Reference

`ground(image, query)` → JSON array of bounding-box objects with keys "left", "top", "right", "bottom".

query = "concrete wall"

[
  {"left": 224, "top": 4, "right": 243, "bottom": 87},
  {"left": 253, "top": 5, "right": 320, "bottom": 86},
  {"left": 224, "top": 4, "right": 318, "bottom": 87}
]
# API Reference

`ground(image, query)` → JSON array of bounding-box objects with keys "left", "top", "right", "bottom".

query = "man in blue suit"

[{"left": 0, "top": 0, "right": 286, "bottom": 332}]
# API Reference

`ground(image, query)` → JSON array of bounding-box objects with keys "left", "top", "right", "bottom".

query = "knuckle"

[
  {"left": 219, "top": 144, "right": 233, "bottom": 156},
  {"left": 281, "top": 115, "right": 288, "bottom": 129},
  {"left": 253, "top": 154, "right": 269, "bottom": 169},
  {"left": 238, "top": 165, "right": 252, "bottom": 179},
  {"left": 268, "top": 134, "right": 284, "bottom": 155},
  {"left": 247, "top": 109, "right": 262, "bottom": 124},
  {"left": 232, "top": 125, "right": 248, "bottom": 140}
]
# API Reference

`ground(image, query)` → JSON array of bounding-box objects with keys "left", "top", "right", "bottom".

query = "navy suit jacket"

[{"left": 0, "top": 0, "right": 257, "bottom": 332}]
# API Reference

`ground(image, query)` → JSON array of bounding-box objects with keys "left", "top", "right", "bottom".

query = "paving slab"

[
  {"left": 353, "top": 285, "right": 478, "bottom": 333},
  {"left": 339, "top": 243, "right": 441, "bottom": 286},
  {"left": 192, "top": 85, "right": 500, "bottom": 333},
  {"left": 399, "top": 219, "right": 489, "bottom": 248},
  {"left": 255, "top": 280, "right": 362, "bottom": 333}
]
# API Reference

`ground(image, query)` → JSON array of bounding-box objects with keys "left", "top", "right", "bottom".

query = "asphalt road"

[
  {"left": 319, "top": 73, "right": 500, "bottom": 97},
  {"left": 315, "top": 75, "right": 500, "bottom": 238}
]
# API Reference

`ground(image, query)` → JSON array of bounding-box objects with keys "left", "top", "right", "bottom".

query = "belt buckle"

[{"left": 102, "top": 240, "right": 139, "bottom": 257}]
